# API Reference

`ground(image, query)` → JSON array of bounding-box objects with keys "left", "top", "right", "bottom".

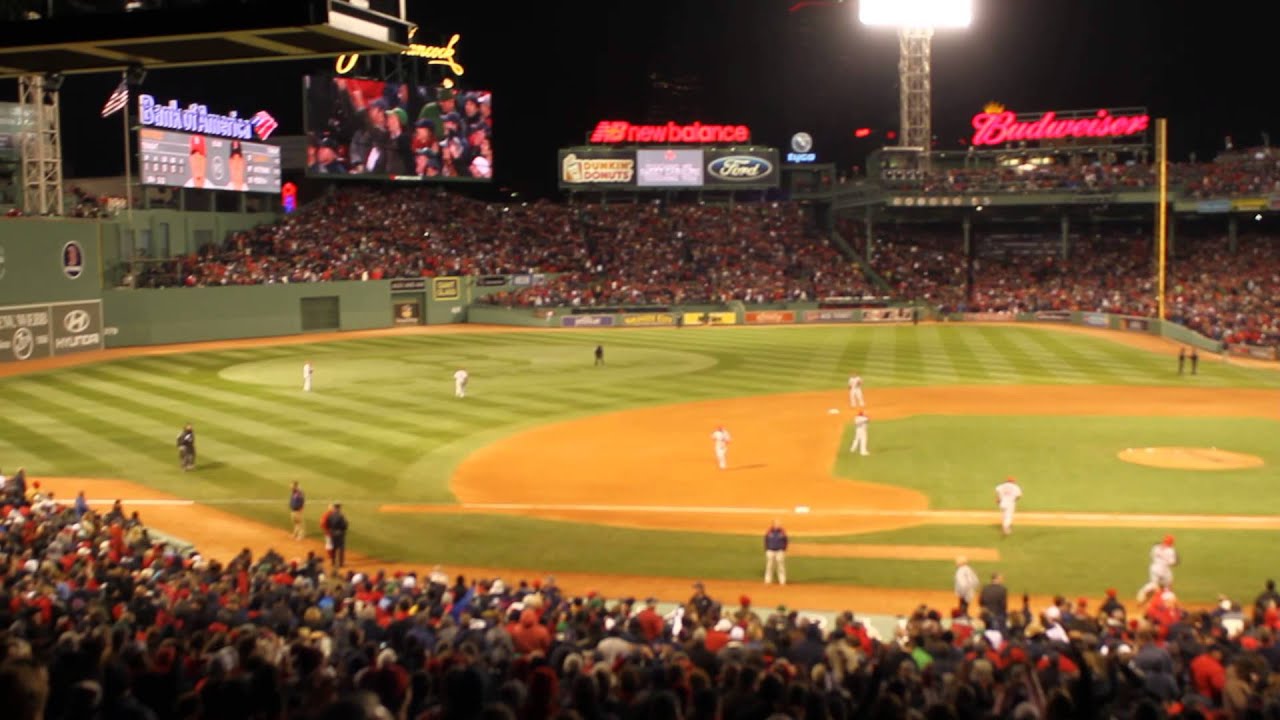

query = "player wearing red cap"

[
  {"left": 1138, "top": 534, "right": 1179, "bottom": 602},
  {"left": 994, "top": 476, "right": 1022, "bottom": 536},
  {"left": 185, "top": 135, "right": 209, "bottom": 188}
]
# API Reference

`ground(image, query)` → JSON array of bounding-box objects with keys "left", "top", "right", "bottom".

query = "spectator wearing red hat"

[{"left": 1138, "top": 534, "right": 1179, "bottom": 602}]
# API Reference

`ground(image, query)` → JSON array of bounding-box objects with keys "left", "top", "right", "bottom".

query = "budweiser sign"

[
  {"left": 589, "top": 120, "right": 750, "bottom": 144},
  {"left": 970, "top": 104, "right": 1150, "bottom": 147}
]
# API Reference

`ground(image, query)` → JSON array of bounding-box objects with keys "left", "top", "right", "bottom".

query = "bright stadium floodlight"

[
  {"left": 860, "top": 0, "right": 974, "bottom": 158},
  {"left": 859, "top": 0, "right": 973, "bottom": 29}
]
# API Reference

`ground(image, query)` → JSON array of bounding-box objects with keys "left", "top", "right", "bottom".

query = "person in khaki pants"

[
  {"left": 289, "top": 482, "right": 306, "bottom": 540},
  {"left": 764, "top": 520, "right": 788, "bottom": 585}
]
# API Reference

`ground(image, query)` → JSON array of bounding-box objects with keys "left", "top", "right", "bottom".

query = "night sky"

[{"left": 3, "top": 0, "right": 1274, "bottom": 196}]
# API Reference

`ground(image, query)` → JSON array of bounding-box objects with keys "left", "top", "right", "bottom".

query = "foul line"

[{"left": 377, "top": 502, "right": 1280, "bottom": 528}]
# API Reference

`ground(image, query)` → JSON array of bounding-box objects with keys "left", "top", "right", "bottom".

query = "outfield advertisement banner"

[
  {"left": 561, "top": 315, "right": 615, "bottom": 328},
  {"left": 1122, "top": 317, "right": 1150, "bottom": 332},
  {"left": 1034, "top": 310, "right": 1073, "bottom": 322},
  {"left": 0, "top": 300, "right": 103, "bottom": 363},
  {"left": 558, "top": 147, "right": 780, "bottom": 190},
  {"left": 682, "top": 311, "right": 737, "bottom": 325},
  {"left": 620, "top": 313, "right": 677, "bottom": 327},
  {"left": 1081, "top": 312, "right": 1109, "bottom": 328},
  {"left": 1230, "top": 344, "right": 1278, "bottom": 361},
  {"left": 745, "top": 310, "right": 796, "bottom": 324},
  {"left": 392, "top": 301, "right": 421, "bottom": 325},
  {"left": 961, "top": 312, "right": 1015, "bottom": 322},
  {"left": 862, "top": 308, "right": 915, "bottom": 323},
  {"left": 803, "top": 309, "right": 856, "bottom": 323}
]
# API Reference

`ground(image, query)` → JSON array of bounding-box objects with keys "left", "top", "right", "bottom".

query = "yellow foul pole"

[{"left": 1156, "top": 118, "right": 1168, "bottom": 320}]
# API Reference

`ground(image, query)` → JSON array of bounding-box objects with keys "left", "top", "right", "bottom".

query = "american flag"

[
  {"left": 250, "top": 111, "right": 278, "bottom": 141},
  {"left": 100, "top": 80, "right": 129, "bottom": 118}
]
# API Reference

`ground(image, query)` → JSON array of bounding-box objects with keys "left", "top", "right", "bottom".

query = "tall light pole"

[{"left": 860, "top": 0, "right": 974, "bottom": 153}]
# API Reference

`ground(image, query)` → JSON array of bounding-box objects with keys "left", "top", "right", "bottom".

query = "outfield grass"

[{"left": 1, "top": 324, "right": 1277, "bottom": 601}]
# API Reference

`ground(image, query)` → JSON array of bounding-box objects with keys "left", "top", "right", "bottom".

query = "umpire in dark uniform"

[
  {"left": 329, "top": 503, "right": 349, "bottom": 570},
  {"left": 594, "top": 345, "right": 604, "bottom": 366},
  {"left": 979, "top": 572, "right": 1009, "bottom": 630},
  {"left": 177, "top": 424, "right": 196, "bottom": 471}
]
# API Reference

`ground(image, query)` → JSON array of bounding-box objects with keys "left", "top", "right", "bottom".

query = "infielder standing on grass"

[
  {"left": 848, "top": 371, "right": 865, "bottom": 408},
  {"left": 303, "top": 360, "right": 314, "bottom": 392},
  {"left": 994, "top": 476, "right": 1022, "bottom": 536},
  {"left": 453, "top": 368, "right": 469, "bottom": 398},
  {"left": 850, "top": 411, "right": 869, "bottom": 456},
  {"left": 1138, "top": 534, "right": 1179, "bottom": 601},
  {"left": 711, "top": 426, "right": 731, "bottom": 470}
]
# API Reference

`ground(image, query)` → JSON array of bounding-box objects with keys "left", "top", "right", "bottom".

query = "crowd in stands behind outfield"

[
  {"left": 139, "top": 188, "right": 872, "bottom": 305},
  {"left": 877, "top": 150, "right": 1280, "bottom": 199},
  {"left": 9, "top": 467, "right": 1280, "bottom": 719},
  {"left": 858, "top": 225, "right": 1280, "bottom": 346}
]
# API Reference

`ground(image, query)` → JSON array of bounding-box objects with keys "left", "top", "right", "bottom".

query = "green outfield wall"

[{"left": 0, "top": 219, "right": 103, "bottom": 306}]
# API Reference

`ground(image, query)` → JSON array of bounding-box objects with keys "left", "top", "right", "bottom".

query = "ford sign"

[{"left": 706, "top": 155, "right": 774, "bottom": 182}]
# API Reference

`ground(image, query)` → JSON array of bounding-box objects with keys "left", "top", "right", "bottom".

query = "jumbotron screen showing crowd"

[{"left": 303, "top": 76, "right": 493, "bottom": 181}]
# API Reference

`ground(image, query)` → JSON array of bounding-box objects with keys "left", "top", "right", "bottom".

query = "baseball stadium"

[{"left": 1, "top": 1, "right": 1279, "bottom": 718}]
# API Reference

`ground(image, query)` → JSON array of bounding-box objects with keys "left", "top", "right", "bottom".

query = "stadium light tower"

[{"left": 859, "top": 0, "right": 973, "bottom": 153}]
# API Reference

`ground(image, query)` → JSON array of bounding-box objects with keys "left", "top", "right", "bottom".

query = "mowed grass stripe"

[
  {"left": 93, "top": 364, "right": 417, "bottom": 462},
  {"left": 67, "top": 368, "right": 375, "bottom": 488},
  {"left": 969, "top": 327, "right": 1053, "bottom": 381},
  {"left": 1013, "top": 328, "right": 1142, "bottom": 383},
  {"left": 2, "top": 382, "right": 206, "bottom": 481},
  {"left": 934, "top": 325, "right": 994, "bottom": 381},
  {"left": 997, "top": 328, "right": 1091, "bottom": 382},
  {"left": 0, "top": 406, "right": 101, "bottom": 474},
  {"left": 21, "top": 374, "right": 318, "bottom": 497}
]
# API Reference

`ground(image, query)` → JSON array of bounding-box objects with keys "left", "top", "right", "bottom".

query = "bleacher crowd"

[{"left": 7, "top": 469, "right": 1280, "bottom": 719}]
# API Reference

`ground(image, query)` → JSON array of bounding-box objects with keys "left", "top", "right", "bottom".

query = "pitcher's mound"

[{"left": 1117, "top": 447, "right": 1264, "bottom": 470}]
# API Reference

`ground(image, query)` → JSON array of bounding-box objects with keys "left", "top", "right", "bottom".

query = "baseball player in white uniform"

[
  {"left": 1137, "top": 535, "right": 1179, "bottom": 601},
  {"left": 303, "top": 360, "right": 314, "bottom": 392},
  {"left": 848, "top": 372, "right": 865, "bottom": 408},
  {"left": 850, "top": 411, "right": 869, "bottom": 455},
  {"left": 994, "top": 476, "right": 1022, "bottom": 536},
  {"left": 453, "top": 368, "right": 469, "bottom": 398},
  {"left": 711, "top": 426, "right": 731, "bottom": 470}
]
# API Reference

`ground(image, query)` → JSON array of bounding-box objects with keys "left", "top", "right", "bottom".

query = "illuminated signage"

[
  {"left": 137, "top": 94, "right": 278, "bottom": 141},
  {"left": 786, "top": 131, "right": 816, "bottom": 162},
  {"left": 970, "top": 103, "right": 1150, "bottom": 147},
  {"left": 561, "top": 152, "right": 635, "bottom": 185},
  {"left": 707, "top": 155, "right": 775, "bottom": 182},
  {"left": 588, "top": 120, "right": 751, "bottom": 145},
  {"left": 336, "top": 31, "right": 465, "bottom": 76}
]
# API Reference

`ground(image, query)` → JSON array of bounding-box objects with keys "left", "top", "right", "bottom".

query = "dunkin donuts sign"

[{"left": 970, "top": 103, "right": 1150, "bottom": 147}]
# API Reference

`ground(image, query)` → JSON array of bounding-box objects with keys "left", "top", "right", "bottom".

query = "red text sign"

[
  {"left": 589, "top": 120, "right": 751, "bottom": 144},
  {"left": 970, "top": 109, "right": 1150, "bottom": 146}
]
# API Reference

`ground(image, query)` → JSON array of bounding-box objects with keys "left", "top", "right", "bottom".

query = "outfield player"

[
  {"left": 994, "top": 476, "right": 1022, "bottom": 536},
  {"left": 454, "top": 368, "right": 469, "bottom": 398},
  {"left": 848, "top": 371, "right": 865, "bottom": 408},
  {"left": 849, "top": 411, "right": 869, "bottom": 456},
  {"left": 711, "top": 426, "right": 731, "bottom": 470},
  {"left": 1138, "top": 534, "right": 1179, "bottom": 601},
  {"left": 303, "top": 360, "right": 314, "bottom": 392}
]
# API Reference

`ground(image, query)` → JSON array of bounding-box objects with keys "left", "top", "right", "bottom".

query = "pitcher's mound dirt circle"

[{"left": 1117, "top": 447, "right": 1264, "bottom": 470}]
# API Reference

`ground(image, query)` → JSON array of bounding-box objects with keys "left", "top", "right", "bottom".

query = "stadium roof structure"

[{"left": 0, "top": 0, "right": 412, "bottom": 78}]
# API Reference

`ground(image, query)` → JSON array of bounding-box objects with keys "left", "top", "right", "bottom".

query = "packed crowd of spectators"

[
  {"left": 143, "top": 189, "right": 873, "bottom": 305},
  {"left": 9, "top": 466, "right": 1280, "bottom": 719},
  {"left": 853, "top": 225, "right": 1280, "bottom": 346},
  {"left": 480, "top": 203, "right": 873, "bottom": 307},
  {"left": 877, "top": 149, "right": 1280, "bottom": 199}
]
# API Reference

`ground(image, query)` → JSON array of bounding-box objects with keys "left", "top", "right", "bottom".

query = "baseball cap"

[
  {"left": 414, "top": 118, "right": 437, "bottom": 132},
  {"left": 1163, "top": 534, "right": 1175, "bottom": 546},
  {"left": 189, "top": 135, "right": 207, "bottom": 155},
  {"left": 387, "top": 107, "right": 409, "bottom": 128},
  {"left": 437, "top": 87, "right": 456, "bottom": 102}
]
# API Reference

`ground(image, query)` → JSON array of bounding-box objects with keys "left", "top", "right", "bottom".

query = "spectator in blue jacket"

[{"left": 764, "top": 520, "right": 788, "bottom": 585}]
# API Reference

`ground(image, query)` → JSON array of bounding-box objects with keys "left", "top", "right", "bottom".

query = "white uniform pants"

[
  {"left": 455, "top": 381, "right": 465, "bottom": 398},
  {"left": 765, "top": 550, "right": 787, "bottom": 584},
  {"left": 1001, "top": 505, "right": 1015, "bottom": 534},
  {"left": 715, "top": 448, "right": 727, "bottom": 469},
  {"left": 850, "top": 428, "right": 868, "bottom": 455},
  {"left": 304, "top": 376, "right": 312, "bottom": 392},
  {"left": 850, "top": 389, "right": 865, "bottom": 407},
  {"left": 1138, "top": 567, "right": 1174, "bottom": 600}
]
